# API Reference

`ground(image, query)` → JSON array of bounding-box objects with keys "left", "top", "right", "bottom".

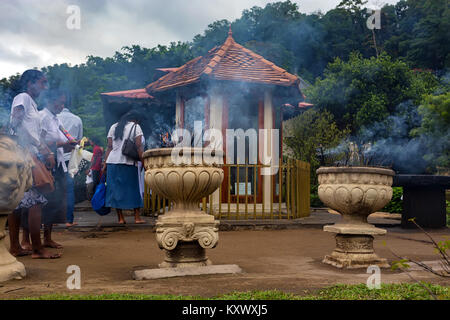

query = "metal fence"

[{"left": 143, "top": 159, "right": 310, "bottom": 219}]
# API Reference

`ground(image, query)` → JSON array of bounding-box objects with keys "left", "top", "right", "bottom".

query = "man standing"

[{"left": 58, "top": 105, "right": 83, "bottom": 227}]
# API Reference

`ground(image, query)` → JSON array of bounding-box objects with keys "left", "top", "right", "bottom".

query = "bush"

[
  {"left": 447, "top": 200, "right": 450, "bottom": 227},
  {"left": 310, "top": 184, "right": 324, "bottom": 208},
  {"left": 382, "top": 187, "right": 403, "bottom": 213},
  {"left": 310, "top": 194, "right": 324, "bottom": 208}
]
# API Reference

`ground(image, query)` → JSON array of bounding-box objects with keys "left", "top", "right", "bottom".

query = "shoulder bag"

[
  {"left": 8, "top": 122, "right": 55, "bottom": 194},
  {"left": 31, "top": 154, "right": 55, "bottom": 194},
  {"left": 121, "top": 123, "right": 140, "bottom": 161}
]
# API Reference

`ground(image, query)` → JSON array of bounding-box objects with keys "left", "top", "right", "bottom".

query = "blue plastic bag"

[{"left": 91, "top": 175, "right": 111, "bottom": 216}]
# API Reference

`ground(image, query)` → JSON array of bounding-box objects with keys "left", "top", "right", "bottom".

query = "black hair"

[
  {"left": 114, "top": 109, "right": 143, "bottom": 140},
  {"left": 19, "top": 69, "right": 45, "bottom": 92}
]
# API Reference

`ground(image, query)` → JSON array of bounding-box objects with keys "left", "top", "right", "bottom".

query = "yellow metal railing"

[{"left": 143, "top": 159, "right": 310, "bottom": 219}]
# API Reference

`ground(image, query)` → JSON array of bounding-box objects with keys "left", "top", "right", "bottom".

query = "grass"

[{"left": 21, "top": 283, "right": 449, "bottom": 300}]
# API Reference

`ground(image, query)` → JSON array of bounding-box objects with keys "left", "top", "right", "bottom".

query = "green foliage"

[
  {"left": 382, "top": 187, "right": 403, "bottom": 213},
  {"left": 310, "top": 184, "right": 324, "bottom": 207},
  {"left": 23, "top": 294, "right": 203, "bottom": 301},
  {"left": 305, "top": 52, "right": 438, "bottom": 134},
  {"left": 436, "top": 239, "right": 450, "bottom": 255},
  {"left": 411, "top": 91, "right": 450, "bottom": 169},
  {"left": 284, "top": 109, "right": 350, "bottom": 178},
  {"left": 301, "top": 283, "right": 449, "bottom": 300},
  {"left": 391, "top": 259, "right": 411, "bottom": 271},
  {"left": 447, "top": 200, "right": 450, "bottom": 227},
  {"left": 214, "top": 290, "right": 299, "bottom": 300},
  {"left": 22, "top": 283, "right": 450, "bottom": 300},
  {"left": 310, "top": 194, "right": 324, "bottom": 208}
]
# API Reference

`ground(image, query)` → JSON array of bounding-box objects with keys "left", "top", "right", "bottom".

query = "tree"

[
  {"left": 381, "top": 0, "right": 450, "bottom": 70},
  {"left": 411, "top": 91, "right": 450, "bottom": 169},
  {"left": 284, "top": 109, "right": 350, "bottom": 174},
  {"left": 304, "top": 52, "right": 438, "bottom": 134}
]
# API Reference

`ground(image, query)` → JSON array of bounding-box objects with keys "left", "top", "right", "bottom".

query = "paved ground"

[
  {"left": 67, "top": 201, "right": 401, "bottom": 230},
  {"left": 1, "top": 206, "right": 448, "bottom": 299}
]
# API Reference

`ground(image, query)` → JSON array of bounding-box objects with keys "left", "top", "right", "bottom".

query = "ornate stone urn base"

[
  {"left": 156, "top": 213, "right": 219, "bottom": 268},
  {"left": 144, "top": 148, "right": 223, "bottom": 268},
  {"left": 322, "top": 227, "right": 389, "bottom": 269},
  {"left": 0, "top": 214, "right": 26, "bottom": 282},
  {"left": 317, "top": 167, "right": 394, "bottom": 269}
]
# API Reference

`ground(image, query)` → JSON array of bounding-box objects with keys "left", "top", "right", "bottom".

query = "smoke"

[
  {"left": 0, "top": 107, "right": 9, "bottom": 129},
  {"left": 145, "top": 109, "right": 176, "bottom": 149},
  {"left": 327, "top": 100, "right": 448, "bottom": 174}
]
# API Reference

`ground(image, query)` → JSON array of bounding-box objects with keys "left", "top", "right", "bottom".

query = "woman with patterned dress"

[{"left": 7, "top": 70, "right": 60, "bottom": 259}]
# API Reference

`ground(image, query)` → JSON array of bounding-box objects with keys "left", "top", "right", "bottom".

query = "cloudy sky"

[{"left": 0, "top": 0, "right": 399, "bottom": 79}]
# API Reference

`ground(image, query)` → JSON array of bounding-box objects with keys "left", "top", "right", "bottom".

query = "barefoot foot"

[
  {"left": 20, "top": 242, "right": 32, "bottom": 251},
  {"left": 32, "top": 249, "right": 61, "bottom": 259},
  {"left": 10, "top": 248, "right": 32, "bottom": 257},
  {"left": 43, "top": 240, "right": 63, "bottom": 249},
  {"left": 66, "top": 222, "right": 78, "bottom": 227}
]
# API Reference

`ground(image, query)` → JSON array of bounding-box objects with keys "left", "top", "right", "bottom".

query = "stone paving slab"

[{"left": 133, "top": 264, "right": 243, "bottom": 280}]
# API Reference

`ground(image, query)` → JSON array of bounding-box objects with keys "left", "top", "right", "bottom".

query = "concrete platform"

[
  {"left": 67, "top": 202, "right": 401, "bottom": 231},
  {"left": 133, "top": 264, "right": 243, "bottom": 280}
]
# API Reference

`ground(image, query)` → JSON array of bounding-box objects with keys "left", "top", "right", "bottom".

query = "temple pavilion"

[{"left": 101, "top": 29, "right": 311, "bottom": 218}]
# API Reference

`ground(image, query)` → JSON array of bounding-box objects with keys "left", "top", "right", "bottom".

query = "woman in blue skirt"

[{"left": 104, "top": 110, "right": 145, "bottom": 224}]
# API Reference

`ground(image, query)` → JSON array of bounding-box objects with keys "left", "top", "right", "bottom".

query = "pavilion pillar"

[
  {"left": 175, "top": 92, "right": 184, "bottom": 128},
  {"left": 208, "top": 88, "right": 224, "bottom": 209},
  {"left": 263, "top": 90, "right": 274, "bottom": 210}
]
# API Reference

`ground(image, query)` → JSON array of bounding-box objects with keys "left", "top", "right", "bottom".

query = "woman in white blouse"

[
  {"left": 7, "top": 70, "right": 61, "bottom": 259},
  {"left": 103, "top": 110, "right": 145, "bottom": 224}
]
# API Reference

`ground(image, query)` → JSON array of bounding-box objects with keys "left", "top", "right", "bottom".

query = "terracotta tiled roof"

[
  {"left": 282, "top": 102, "right": 314, "bottom": 109},
  {"left": 101, "top": 89, "right": 153, "bottom": 100},
  {"left": 146, "top": 30, "right": 300, "bottom": 93},
  {"left": 298, "top": 102, "right": 314, "bottom": 108},
  {"left": 156, "top": 67, "right": 180, "bottom": 73}
]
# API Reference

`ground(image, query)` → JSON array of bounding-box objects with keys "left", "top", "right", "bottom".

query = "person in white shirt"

[
  {"left": 40, "top": 89, "right": 77, "bottom": 248},
  {"left": 104, "top": 110, "right": 145, "bottom": 224},
  {"left": 57, "top": 107, "right": 83, "bottom": 160},
  {"left": 7, "top": 69, "right": 61, "bottom": 259},
  {"left": 57, "top": 106, "right": 83, "bottom": 227}
]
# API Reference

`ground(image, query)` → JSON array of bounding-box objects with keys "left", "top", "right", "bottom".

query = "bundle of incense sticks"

[{"left": 59, "top": 125, "right": 77, "bottom": 143}]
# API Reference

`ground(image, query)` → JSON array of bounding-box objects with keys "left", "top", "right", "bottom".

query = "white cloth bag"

[{"left": 68, "top": 145, "right": 93, "bottom": 178}]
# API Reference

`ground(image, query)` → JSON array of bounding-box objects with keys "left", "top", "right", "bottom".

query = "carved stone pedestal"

[
  {"left": 323, "top": 224, "right": 389, "bottom": 268},
  {"left": 156, "top": 214, "right": 219, "bottom": 268},
  {"left": 160, "top": 242, "right": 210, "bottom": 268},
  {"left": 317, "top": 167, "right": 394, "bottom": 269},
  {"left": 144, "top": 148, "right": 223, "bottom": 268}
]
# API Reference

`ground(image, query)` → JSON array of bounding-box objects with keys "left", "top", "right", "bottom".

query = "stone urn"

[
  {"left": 0, "top": 135, "right": 33, "bottom": 282},
  {"left": 143, "top": 148, "right": 224, "bottom": 268},
  {"left": 317, "top": 166, "right": 395, "bottom": 268}
]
